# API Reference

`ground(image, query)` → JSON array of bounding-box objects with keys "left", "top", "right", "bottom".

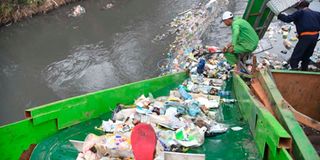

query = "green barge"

[{"left": 1, "top": 71, "right": 318, "bottom": 160}]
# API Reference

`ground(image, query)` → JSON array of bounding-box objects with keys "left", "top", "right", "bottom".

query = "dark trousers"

[{"left": 290, "top": 34, "right": 319, "bottom": 71}]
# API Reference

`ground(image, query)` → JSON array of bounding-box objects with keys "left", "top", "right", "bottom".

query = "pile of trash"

[
  {"left": 73, "top": 1, "right": 240, "bottom": 159},
  {"left": 254, "top": 24, "right": 294, "bottom": 70},
  {"left": 152, "top": 0, "right": 227, "bottom": 44},
  {"left": 257, "top": 51, "right": 289, "bottom": 70},
  {"left": 69, "top": 5, "right": 86, "bottom": 17},
  {"left": 310, "top": 47, "right": 320, "bottom": 64},
  {"left": 257, "top": 22, "right": 320, "bottom": 71},
  {"left": 153, "top": 0, "right": 230, "bottom": 73},
  {"left": 74, "top": 45, "right": 235, "bottom": 160},
  {"left": 102, "top": 3, "right": 114, "bottom": 10}
]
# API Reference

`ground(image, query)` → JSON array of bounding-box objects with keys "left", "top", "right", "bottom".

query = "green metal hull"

[
  {"left": 0, "top": 72, "right": 295, "bottom": 160},
  {"left": 30, "top": 76, "right": 261, "bottom": 160},
  {"left": 0, "top": 72, "right": 187, "bottom": 160}
]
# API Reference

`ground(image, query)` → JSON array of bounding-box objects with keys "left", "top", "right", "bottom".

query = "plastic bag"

[
  {"left": 175, "top": 125, "right": 206, "bottom": 147},
  {"left": 113, "top": 108, "right": 136, "bottom": 121},
  {"left": 83, "top": 133, "right": 134, "bottom": 159}
]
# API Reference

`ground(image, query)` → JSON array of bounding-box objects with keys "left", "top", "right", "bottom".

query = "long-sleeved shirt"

[
  {"left": 231, "top": 17, "right": 259, "bottom": 51},
  {"left": 278, "top": 8, "right": 320, "bottom": 35}
]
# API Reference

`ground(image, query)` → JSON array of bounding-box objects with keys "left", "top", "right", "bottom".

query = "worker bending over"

[{"left": 221, "top": 11, "right": 259, "bottom": 65}]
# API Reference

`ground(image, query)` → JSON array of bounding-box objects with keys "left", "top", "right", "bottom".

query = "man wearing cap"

[
  {"left": 278, "top": 0, "right": 320, "bottom": 71},
  {"left": 222, "top": 11, "right": 259, "bottom": 65}
]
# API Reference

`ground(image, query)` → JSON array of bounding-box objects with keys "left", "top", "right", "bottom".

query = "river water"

[{"left": 0, "top": 0, "right": 241, "bottom": 125}]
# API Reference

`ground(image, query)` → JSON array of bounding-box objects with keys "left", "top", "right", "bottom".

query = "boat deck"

[{"left": 30, "top": 80, "right": 261, "bottom": 160}]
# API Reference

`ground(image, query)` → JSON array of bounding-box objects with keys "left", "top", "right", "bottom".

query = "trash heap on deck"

[
  {"left": 74, "top": 1, "right": 243, "bottom": 159},
  {"left": 75, "top": 47, "right": 238, "bottom": 160}
]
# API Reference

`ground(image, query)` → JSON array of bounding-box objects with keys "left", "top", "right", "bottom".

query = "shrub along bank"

[{"left": 0, "top": 0, "right": 79, "bottom": 26}]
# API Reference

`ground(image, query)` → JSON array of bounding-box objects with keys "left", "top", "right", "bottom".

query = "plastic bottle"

[
  {"left": 218, "top": 91, "right": 231, "bottom": 97},
  {"left": 197, "top": 59, "right": 206, "bottom": 74},
  {"left": 178, "top": 85, "right": 192, "bottom": 100},
  {"left": 188, "top": 101, "right": 200, "bottom": 117},
  {"left": 164, "top": 101, "right": 186, "bottom": 115}
]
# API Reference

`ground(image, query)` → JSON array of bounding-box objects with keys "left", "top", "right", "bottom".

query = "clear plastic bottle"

[{"left": 218, "top": 91, "right": 231, "bottom": 97}]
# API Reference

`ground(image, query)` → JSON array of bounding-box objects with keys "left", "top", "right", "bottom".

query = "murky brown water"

[{"left": 0, "top": 0, "right": 203, "bottom": 125}]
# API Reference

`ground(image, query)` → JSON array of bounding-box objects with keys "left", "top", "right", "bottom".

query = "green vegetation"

[{"left": 0, "top": 0, "right": 45, "bottom": 23}]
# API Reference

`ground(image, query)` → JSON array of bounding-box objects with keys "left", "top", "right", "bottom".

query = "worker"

[
  {"left": 278, "top": 0, "right": 320, "bottom": 71},
  {"left": 221, "top": 11, "right": 259, "bottom": 65}
]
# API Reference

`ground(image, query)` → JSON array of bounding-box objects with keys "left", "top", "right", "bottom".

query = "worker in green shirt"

[{"left": 221, "top": 11, "right": 259, "bottom": 65}]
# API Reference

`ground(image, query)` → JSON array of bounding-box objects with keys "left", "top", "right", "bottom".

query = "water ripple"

[{"left": 42, "top": 41, "right": 119, "bottom": 98}]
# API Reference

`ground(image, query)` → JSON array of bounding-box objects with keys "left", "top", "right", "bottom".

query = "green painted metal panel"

[
  {"left": 257, "top": 70, "right": 319, "bottom": 160},
  {"left": 0, "top": 72, "right": 187, "bottom": 160},
  {"left": 243, "top": 0, "right": 269, "bottom": 25},
  {"left": 243, "top": 0, "right": 275, "bottom": 38},
  {"left": 0, "top": 119, "right": 58, "bottom": 160},
  {"left": 30, "top": 114, "right": 110, "bottom": 160},
  {"left": 233, "top": 74, "right": 292, "bottom": 160},
  {"left": 25, "top": 72, "right": 188, "bottom": 130}
]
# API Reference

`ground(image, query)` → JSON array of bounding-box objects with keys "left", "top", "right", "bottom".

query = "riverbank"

[{"left": 0, "top": 0, "right": 81, "bottom": 26}]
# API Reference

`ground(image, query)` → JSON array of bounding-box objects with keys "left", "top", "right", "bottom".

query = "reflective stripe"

[{"left": 300, "top": 31, "right": 319, "bottom": 36}]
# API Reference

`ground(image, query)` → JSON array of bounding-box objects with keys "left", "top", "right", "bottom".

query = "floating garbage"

[
  {"left": 310, "top": 47, "right": 320, "bottom": 64},
  {"left": 153, "top": 0, "right": 230, "bottom": 74},
  {"left": 281, "top": 25, "right": 291, "bottom": 39},
  {"left": 258, "top": 21, "right": 320, "bottom": 71},
  {"left": 283, "top": 39, "right": 292, "bottom": 50},
  {"left": 280, "top": 50, "right": 287, "bottom": 54},
  {"left": 69, "top": 5, "right": 86, "bottom": 17},
  {"left": 256, "top": 49, "right": 292, "bottom": 70},
  {"left": 103, "top": 3, "right": 114, "bottom": 9}
]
